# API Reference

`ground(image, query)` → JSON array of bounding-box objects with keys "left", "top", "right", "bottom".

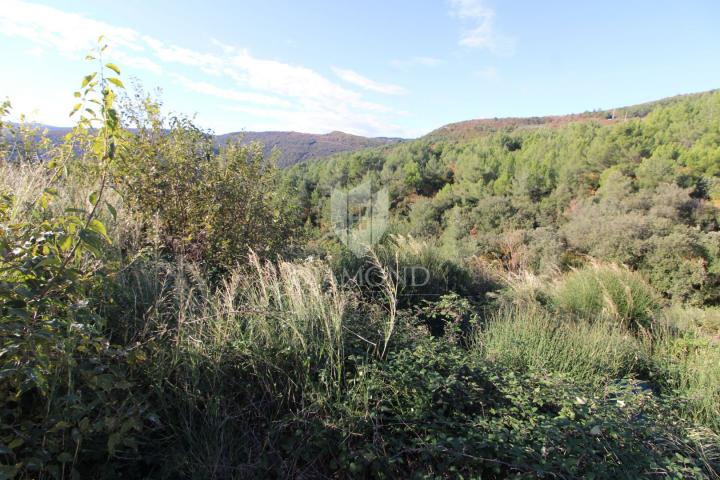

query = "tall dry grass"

[{"left": 114, "top": 249, "right": 401, "bottom": 476}]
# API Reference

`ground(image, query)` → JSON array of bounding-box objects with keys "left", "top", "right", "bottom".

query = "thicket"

[{"left": 0, "top": 49, "right": 718, "bottom": 479}]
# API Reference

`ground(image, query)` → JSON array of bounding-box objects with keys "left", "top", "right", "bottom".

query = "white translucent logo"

[{"left": 330, "top": 180, "right": 389, "bottom": 257}]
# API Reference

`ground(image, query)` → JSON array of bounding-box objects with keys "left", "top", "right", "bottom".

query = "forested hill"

[
  {"left": 286, "top": 88, "right": 720, "bottom": 306},
  {"left": 425, "top": 90, "right": 719, "bottom": 141},
  {"left": 9, "top": 125, "right": 403, "bottom": 167},
  {"left": 216, "top": 130, "right": 403, "bottom": 167}
]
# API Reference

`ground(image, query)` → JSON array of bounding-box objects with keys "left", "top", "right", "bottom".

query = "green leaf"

[
  {"left": 88, "top": 219, "right": 108, "bottom": 238},
  {"left": 105, "top": 201, "right": 117, "bottom": 221},
  {"left": 107, "top": 432, "right": 123, "bottom": 456},
  {"left": 8, "top": 438, "right": 23, "bottom": 449},
  {"left": 69, "top": 103, "right": 81, "bottom": 117},
  {"left": 0, "top": 464, "right": 18, "bottom": 479},
  {"left": 105, "top": 63, "right": 121, "bottom": 75},
  {"left": 59, "top": 235, "right": 73, "bottom": 253},
  {"left": 107, "top": 77, "right": 124, "bottom": 89},
  {"left": 64, "top": 207, "right": 87, "bottom": 214},
  {"left": 79, "top": 230, "right": 104, "bottom": 257},
  {"left": 81, "top": 73, "right": 96, "bottom": 88},
  {"left": 88, "top": 191, "right": 98, "bottom": 206}
]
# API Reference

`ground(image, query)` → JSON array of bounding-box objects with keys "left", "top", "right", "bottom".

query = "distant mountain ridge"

[
  {"left": 424, "top": 90, "right": 719, "bottom": 141},
  {"left": 5, "top": 125, "right": 403, "bottom": 168},
  {"left": 216, "top": 130, "right": 403, "bottom": 167},
  {"left": 8, "top": 90, "right": 717, "bottom": 166}
]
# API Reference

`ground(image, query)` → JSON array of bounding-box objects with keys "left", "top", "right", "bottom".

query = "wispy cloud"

[
  {"left": 144, "top": 36, "right": 223, "bottom": 74},
  {"left": 171, "top": 74, "right": 291, "bottom": 108},
  {"left": 0, "top": 0, "right": 144, "bottom": 56},
  {"left": 331, "top": 67, "right": 407, "bottom": 95},
  {"left": 390, "top": 56, "right": 444, "bottom": 69},
  {"left": 448, "top": 0, "right": 516, "bottom": 55},
  {"left": 0, "top": 0, "right": 408, "bottom": 136},
  {"left": 113, "top": 50, "right": 163, "bottom": 75}
]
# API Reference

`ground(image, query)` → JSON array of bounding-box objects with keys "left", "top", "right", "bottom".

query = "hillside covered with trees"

[
  {"left": 287, "top": 89, "right": 720, "bottom": 307},
  {"left": 1, "top": 49, "right": 719, "bottom": 479},
  {"left": 6, "top": 125, "right": 401, "bottom": 168}
]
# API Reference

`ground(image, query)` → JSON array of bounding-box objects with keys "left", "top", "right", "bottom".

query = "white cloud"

[
  {"left": 210, "top": 38, "right": 236, "bottom": 55},
  {"left": 171, "top": 74, "right": 291, "bottom": 108},
  {"left": 0, "top": 79, "right": 74, "bottom": 126},
  {"left": 0, "top": 0, "right": 406, "bottom": 136},
  {"left": 448, "top": 0, "right": 516, "bottom": 55},
  {"left": 144, "top": 36, "right": 223, "bottom": 74},
  {"left": 0, "top": 0, "right": 144, "bottom": 56},
  {"left": 331, "top": 67, "right": 407, "bottom": 95},
  {"left": 226, "top": 53, "right": 392, "bottom": 111},
  {"left": 24, "top": 46, "right": 44, "bottom": 57},
  {"left": 113, "top": 50, "right": 163, "bottom": 75}
]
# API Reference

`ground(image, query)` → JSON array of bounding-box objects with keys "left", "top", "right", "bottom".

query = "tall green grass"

[
  {"left": 660, "top": 305, "right": 720, "bottom": 337},
  {"left": 549, "top": 262, "right": 662, "bottom": 329},
  {"left": 651, "top": 325, "right": 720, "bottom": 431},
  {"left": 474, "top": 305, "right": 650, "bottom": 385}
]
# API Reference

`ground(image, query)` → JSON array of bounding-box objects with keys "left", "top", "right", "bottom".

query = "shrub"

[
  {"left": 118, "top": 252, "right": 407, "bottom": 478},
  {"left": 117, "top": 111, "right": 301, "bottom": 275},
  {"left": 550, "top": 263, "right": 662, "bottom": 329},
  {"left": 413, "top": 292, "right": 480, "bottom": 345},
  {"left": 522, "top": 227, "right": 566, "bottom": 274},
  {"left": 659, "top": 305, "right": 720, "bottom": 337},
  {"left": 643, "top": 229, "right": 711, "bottom": 304},
  {"left": 0, "top": 56, "right": 152, "bottom": 478},
  {"left": 378, "top": 235, "right": 482, "bottom": 303},
  {"left": 319, "top": 339, "right": 719, "bottom": 478},
  {"left": 331, "top": 235, "right": 487, "bottom": 309}
]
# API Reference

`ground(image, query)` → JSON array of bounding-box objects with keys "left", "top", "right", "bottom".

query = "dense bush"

[
  {"left": 322, "top": 339, "right": 718, "bottom": 478},
  {"left": 651, "top": 327, "right": 720, "bottom": 432},
  {"left": 328, "top": 235, "right": 487, "bottom": 309},
  {"left": 117, "top": 109, "right": 301, "bottom": 275},
  {"left": 288, "top": 90, "right": 720, "bottom": 306},
  {"left": 0, "top": 56, "right": 152, "bottom": 478}
]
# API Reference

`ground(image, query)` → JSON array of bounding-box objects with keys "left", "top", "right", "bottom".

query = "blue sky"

[{"left": 1, "top": 0, "right": 719, "bottom": 137}]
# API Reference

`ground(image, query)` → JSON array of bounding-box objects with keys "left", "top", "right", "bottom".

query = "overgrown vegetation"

[{"left": 1, "top": 48, "right": 719, "bottom": 478}]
